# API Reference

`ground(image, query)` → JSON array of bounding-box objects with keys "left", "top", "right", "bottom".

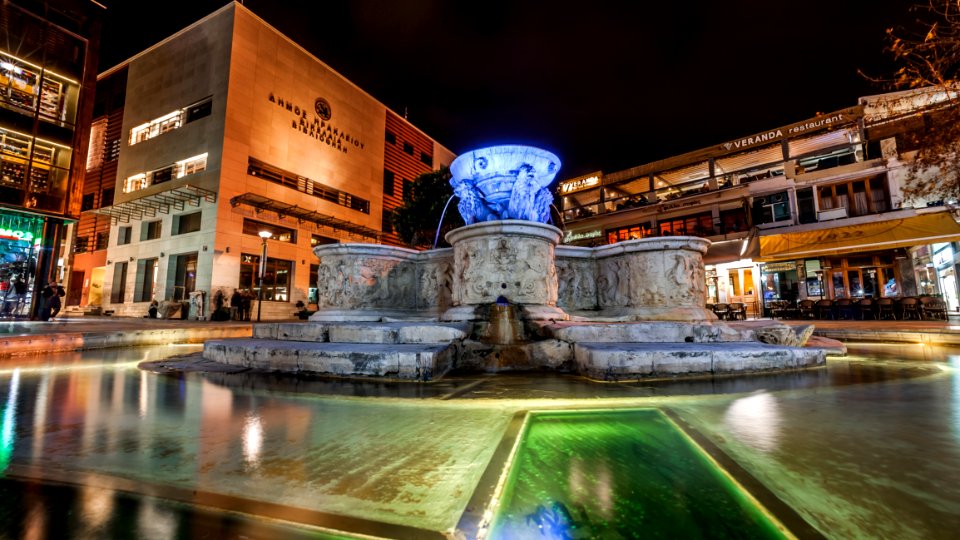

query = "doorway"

[{"left": 172, "top": 253, "right": 198, "bottom": 301}]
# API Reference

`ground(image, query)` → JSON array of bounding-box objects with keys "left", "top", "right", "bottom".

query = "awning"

[
  {"left": 704, "top": 233, "right": 758, "bottom": 265},
  {"left": 758, "top": 211, "right": 960, "bottom": 261},
  {"left": 88, "top": 184, "right": 217, "bottom": 223}
]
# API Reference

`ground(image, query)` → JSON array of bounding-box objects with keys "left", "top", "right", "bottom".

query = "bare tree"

[{"left": 873, "top": 1, "right": 960, "bottom": 202}]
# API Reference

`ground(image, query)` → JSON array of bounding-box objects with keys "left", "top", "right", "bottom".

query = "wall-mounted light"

[
  {"left": 202, "top": 245, "right": 208, "bottom": 251},
  {"left": 225, "top": 246, "right": 230, "bottom": 253},
  {"left": 129, "top": 256, "right": 134, "bottom": 262},
  {"left": 160, "top": 252, "right": 165, "bottom": 257},
  {"left": 106, "top": 260, "right": 112, "bottom": 265},
  {"left": 301, "top": 259, "right": 305, "bottom": 265}
]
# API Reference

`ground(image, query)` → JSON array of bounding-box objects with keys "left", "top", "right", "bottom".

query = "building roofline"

[{"left": 97, "top": 1, "right": 454, "bottom": 155}]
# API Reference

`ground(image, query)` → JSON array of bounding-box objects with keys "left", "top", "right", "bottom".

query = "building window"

[
  {"left": 247, "top": 157, "right": 370, "bottom": 214},
  {"left": 141, "top": 220, "right": 162, "bottom": 241},
  {"left": 184, "top": 97, "right": 212, "bottom": 123},
  {"left": 81, "top": 193, "right": 95, "bottom": 211},
  {"left": 403, "top": 142, "right": 414, "bottom": 155},
  {"left": 117, "top": 226, "right": 132, "bottom": 245},
  {"left": 111, "top": 261, "right": 128, "bottom": 303},
  {"left": 385, "top": 130, "right": 396, "bottom": 144},
  {"left": 402, "top": 179, "right": 412, "bottom": 201},
  {"left": 127, "top": 97, "right": 212, "bottom": 146},
  {"left": 95, "top": 231, "right": 109, "bottom": 250},
  {"left": 172, "top": 253, "right": 198, "bottom": 301},
  {"left": 420, "top": 152, "right": 433, "bottom": 166},
  {"left": 123, "top": 153, "right": 208, "bottom": 193},
  {"left": 173, "top": 211, "right": 202, "bottom": 235},
  {"left": 382, "top": 209, "right": 394, "bottom": 233},
  {"left": 239, "top": 253, "right": 292, "bottom": 302},
  {"left": 102, "top": 188, "right": 114, "bottom": 207},
  {"left": 124, "top": 173, "right": 148, "bottom": 193},
  {"left": 242, "top": 218, "right": 295, "bottom": 243},
  {"left": 752, "top": 191, "right": 791, "bottom": 224},
  {"left": 383, "top": 170, "right": 395, "bottom": 195},
  {"left": 310, "top": 234, "right": 337, "bottom": 247},
  {"left": 134, "top": 258, "right": 158, "bottom": 303}
]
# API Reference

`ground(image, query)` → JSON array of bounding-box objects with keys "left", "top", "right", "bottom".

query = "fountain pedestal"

[{"left": 441, "top": 221, "right": 568, "bottom": 322}]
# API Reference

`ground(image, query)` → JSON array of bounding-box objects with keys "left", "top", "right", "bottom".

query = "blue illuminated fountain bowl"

[{"left": 449, "top": 145, "right": 561, "bottom": 223}]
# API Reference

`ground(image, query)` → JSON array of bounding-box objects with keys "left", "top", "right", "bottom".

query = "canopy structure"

[
  {"left": 758, "top": 211, "right": 960, "bottom": 262},
  {"left": 230, "top": 192, "right": 381, "bottom": 242},
  {"left": 89, "top": 185, "right": 217, "bottom": 223}
]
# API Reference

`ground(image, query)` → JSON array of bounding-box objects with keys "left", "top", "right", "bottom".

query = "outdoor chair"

[
  {"left": 900, "top": 296, "right": 922, "bottom": 320},
  {"left": 712, "top": 303, "right": 730, "bottom": 320},
  {"left": 920, "top": 297, "right": 948, "bottom": 320},
  {"left": 877, "top": 297, "right": 897, "bottom": 320},
  {"left": 729, "top": 302, "right": 747, "bottom": 320},
  {"left": 815, "top": 299, "right": 834, "bottom": 319},
  {"left": 798, "top": 299, "right": 816, "bottom": 319},
  {"left": 835, "top": 298, "right": 855, "bottom": 320},
  {"left": 856, "top": 298, "right": 876, "bottom": 320}
]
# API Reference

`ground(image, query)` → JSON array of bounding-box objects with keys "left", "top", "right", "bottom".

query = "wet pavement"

[{"left": 0, "top": 327, "right": 959, "bottom": 538}]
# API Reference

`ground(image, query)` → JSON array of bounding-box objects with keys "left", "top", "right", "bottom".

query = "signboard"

[
  {"left": 718, "top": 107, "right": 862, "bottom": 154},
  {"left": 564, "top": 229, "right": 602, "bottom": 243},
  {"left": 559, "top": 172, "right": 601, "bottom": 194}
]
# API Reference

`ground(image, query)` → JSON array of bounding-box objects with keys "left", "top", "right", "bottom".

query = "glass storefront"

[{"left": 0, "top": 210, "right": 42, "bottom": 317}]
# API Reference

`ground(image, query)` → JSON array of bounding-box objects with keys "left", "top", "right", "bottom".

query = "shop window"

[
  {"left": 173, "top": 211, "right": 202, "bottom": 235},
  {"left": 309, "top": 264, "right": 319, "bottom": 303},
  {"left": 111, "top": 261, "right": 128, "bottom": 303},
  {"left": 117, "top": 226, "right": 132, "bottom": 246},
  {"left": 172, "top": 253, "right": 198, "bottom": 301},
  {"left": 238, "top": 254, "right": 292, "bottom": 302},
  {"left": 141, "top": 220, "right": 161, "bottom": 241},
  {"left": 242, "top": 218, "right": 295, "bottom": 243}
]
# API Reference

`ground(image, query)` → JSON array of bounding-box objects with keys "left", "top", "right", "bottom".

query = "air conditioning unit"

[{"left": 817, "top": 207, "right": 848, "bottom": 221}]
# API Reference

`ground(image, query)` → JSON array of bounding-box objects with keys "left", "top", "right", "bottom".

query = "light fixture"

[
  {"left": 257, "top": 230, "right": 273, "bottom": 322},
  {"left": 225, "top": 246, "right": 230, "bottom": 253},
  {"left": 160, "top": 252, "right": 165, "bottom": 257},
  {"left": 128, "top": 256, "right": 134, "bottom": 262}
]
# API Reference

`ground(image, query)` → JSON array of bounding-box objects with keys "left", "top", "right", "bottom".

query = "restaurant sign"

[
  {"left": 564, "top": 229, "right": 602, "bottom": 243},
  {"left": 718, "top": 107, "right": 862, "bottom": 154},
  {"left": 559, "top": 172, "right": 601, "bottom": 194}
]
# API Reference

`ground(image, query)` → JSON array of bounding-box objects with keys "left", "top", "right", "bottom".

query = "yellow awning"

[{"left": 758, "top": 211, "right": 960, "bottom": 262}]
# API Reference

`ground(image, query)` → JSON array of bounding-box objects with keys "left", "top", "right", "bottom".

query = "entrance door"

[
  {"left": 727, "top": 267, "right": 757, "bottom": 317},
  {"left": 67, "top": 270, "right": 83, "bottom": 306},
  {"left": 173, "top": 253, "right": 198, "bottom": 301},
  {"left": 89, "top": 266, "right": 105, "bottom": 306},
  {"left": 940, "top": 269, "right": 959, "bottom": 312}
]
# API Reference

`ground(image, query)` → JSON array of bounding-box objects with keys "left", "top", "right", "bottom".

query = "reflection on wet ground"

[{"left": 0, "top": 343, "right": 958, "bottom": 538}]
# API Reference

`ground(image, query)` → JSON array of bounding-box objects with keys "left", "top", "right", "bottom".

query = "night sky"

[{"left": 98, "top": 0, "right": 918, "bottom": 179}]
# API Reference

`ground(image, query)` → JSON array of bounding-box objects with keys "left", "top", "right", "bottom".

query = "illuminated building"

[
  {"left": 71, "top": 2, "right": 453, "bottom": 319},
  {"left": 558, "top": 87, "right": 960, "bottom": 317},
  {"left": 0, "top": 0, "right": 102, "bottom": 317}
]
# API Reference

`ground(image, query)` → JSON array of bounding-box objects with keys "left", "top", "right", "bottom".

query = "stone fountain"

[{"left": 203, "top": 145, "right": 830, "bottom": 380}]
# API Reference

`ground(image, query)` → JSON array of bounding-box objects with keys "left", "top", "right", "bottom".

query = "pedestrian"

[
  {"left": 241, "top": 289, "right": 253, "bottom": 321},
  {"left": 38, "top": 282, "right": 56, "bottom": 321},
  {"left": 48, "top": 283, "right": 64, "bottom": 320},
  {"left": 230, "top": 288, "right": 242, "bottom": 321},
  {"left": 147, "top": 299, "right": 159, "bottom": 318}
]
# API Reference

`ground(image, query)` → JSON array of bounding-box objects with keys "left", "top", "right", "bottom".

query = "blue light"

[{"left": 449, "top": 145, "right": 561, "bottom": 224}]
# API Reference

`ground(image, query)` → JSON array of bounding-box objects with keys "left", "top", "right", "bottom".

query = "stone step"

[
  {"left": 253, "top": 322, "right": 471, "bottom": 344},
  {"left": 574, "top": 342, "right": 825, "bottom": 381},
  {"left": 203, "top": 339, "right": 455, "bottom": 380},
  {"left": 541, "top": 321, "right": 745, "bottom": 343}
]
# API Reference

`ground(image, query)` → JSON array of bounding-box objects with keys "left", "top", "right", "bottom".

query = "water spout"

[{"left": 433, "top": 195, "right": 457, "bottom": 250}]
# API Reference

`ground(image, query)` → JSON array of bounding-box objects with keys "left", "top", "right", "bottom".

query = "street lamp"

[{"left": 257, "top": 230, "right": 272, "bottom": 322}]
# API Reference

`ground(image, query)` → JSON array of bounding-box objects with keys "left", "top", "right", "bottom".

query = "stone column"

[{"left": 442, "top": 220, "right": 568, "bottom": 321}]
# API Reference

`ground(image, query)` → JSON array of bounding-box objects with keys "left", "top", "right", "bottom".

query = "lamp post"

[{"left": 257, "top": 230, "right": 272, "bottom": 322}]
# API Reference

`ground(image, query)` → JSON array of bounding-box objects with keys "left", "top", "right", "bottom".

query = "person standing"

[
  {"left": 230, "top": 288, "right": 242, "bottom": 321},
  {"left": 38, "top": 282, "right": 55, "bottom": 321},
  {"left": 48, "top": 283, "right": 64, "bottom": 320}
]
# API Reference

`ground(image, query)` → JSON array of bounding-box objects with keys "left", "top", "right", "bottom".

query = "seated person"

[{"left": 147, "top": 300, "right": 159, "bottom": 318}]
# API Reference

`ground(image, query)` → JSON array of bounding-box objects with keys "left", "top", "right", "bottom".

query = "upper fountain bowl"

[{"left": 449, "top": 145, "right": 561, "bottom": 224}]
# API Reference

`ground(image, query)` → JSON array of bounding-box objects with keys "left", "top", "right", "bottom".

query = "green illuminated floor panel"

[{"left": 489, "top": 409, "right": 786, "bottom": 539}]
